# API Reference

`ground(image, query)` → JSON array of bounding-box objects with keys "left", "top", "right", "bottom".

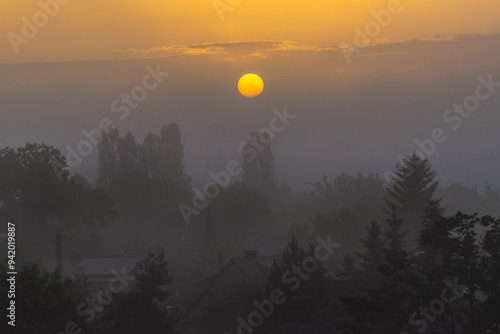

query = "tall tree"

[
  {"left": 159, "top": 123, "right": 190, "bottom": 188},
  {"left": 98, "top": 123, "right": 191, "bottom": 189},
  {"left": 341, "top": 253, "right": 356, "bottom": 278},
  {"left": 241, "top": 131, "right": 278, "bottom": 196},
  {"left": 385, "top": 152, "right": 442, "bottom": 245},
  {"left": 0, "top": 143, "right": 114, "bottom": 261},
  {"left": 96, "top": 124, "right": 192, "bottom": 243},
  {"left": 264, "top": 237, "right": 329, "bottom": 333},
  {"left": 0, "top": 143, "right": 69, "bottom": 220},
  {"left": 97, "top": 251, "right": 175, "bottom": 334},
  {"left": 355, "top": 220, "right": 386, "bottom": 272},
  {"left": 384, "top": 205, "right": 407, "bottom": 253},
  {"left": 116, "top": 131, "right": 139, "bottom": 177},
  {"left": 97, "top": 128, "right": 120, "bottom": 187}
]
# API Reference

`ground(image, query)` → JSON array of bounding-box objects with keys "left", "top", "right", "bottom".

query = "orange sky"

[
  {"left": 1, "top": 0, "right": 500, "bottom": 190},
  {"left": 1, "top": 0, "right": 499, "bottom": 63}
]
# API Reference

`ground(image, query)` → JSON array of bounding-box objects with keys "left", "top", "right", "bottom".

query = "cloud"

[
  {"left": 116, "top": 40, "right": 341, "bottom": 59},
  {"left": 113, "top": 33, "right": 500, "bottom": 61},
  {"left": 336, "top": 33, "right": 500, "bottom": 60}
]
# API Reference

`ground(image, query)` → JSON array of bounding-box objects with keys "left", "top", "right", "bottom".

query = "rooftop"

[{"left": 77, "top": 257, "right": 142, "bottom": 276}]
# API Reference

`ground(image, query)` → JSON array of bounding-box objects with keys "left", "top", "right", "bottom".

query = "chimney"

[
  {"left": 218, "top": 253, "right": 224, "bottom": 272},
  {"left": 56, "top": 233, "right": 62, "bottom": 278},
  {"left": 244, "top": 250, "right": 258, "bottom": 259}
]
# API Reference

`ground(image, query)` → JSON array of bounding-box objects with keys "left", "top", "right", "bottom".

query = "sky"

[{"left": 1, "top": 0, "right": 500, "bottom": 190}]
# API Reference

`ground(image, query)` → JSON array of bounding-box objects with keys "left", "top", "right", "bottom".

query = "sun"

[{"left": 238, "top": 73, "right": 264, "bottom": 98}]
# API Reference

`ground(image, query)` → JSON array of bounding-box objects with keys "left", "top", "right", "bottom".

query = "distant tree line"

[{"left": 2, "top": 124, "right": 500, "bottom": 334}]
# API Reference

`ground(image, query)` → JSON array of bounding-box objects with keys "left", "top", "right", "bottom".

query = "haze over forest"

[{"left": 1, "top": 1, "right": 500, "bottom": 333}]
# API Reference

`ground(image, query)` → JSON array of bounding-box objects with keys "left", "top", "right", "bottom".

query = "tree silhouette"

[
  {"left": 0, "top": 263, "right": 89, "bottom": 334},
  {"left": 340, "top": 210, "right": 500, "bottom": 334},
  {"left": 355, "top": 220, "right": 385, "bottom": 272},
  {"left": 384, "top": 205, "right": 407, "bottom": 253},
  {"left": 97, "top": 128, "right": 120, "bottom": 187},
  {"left": 97, "top": 251, "right": 175, "bottom": 334},
  {"left": 96, "top": 124, "right": 192, "bottom": 244},
  {"left": 0, "top": 143, "right": 114, "bottom": 260},
  {"left": 116, "top": 131, "right": 140, "bottom": 177},
  {"left": 264, "top": 237, "right": 329, "bottom": 333},
  {"left": 385, "top": 152, "right": 442, "bottom": 246},
  {"left": 98, "top": 124, "right": 190, "bottom": 189},
  {"left": 341, "top": 253, "right": 356, "bottom": 278},
  {"left": 309, "top": 172, "right": 386, "bottom": 221},
  {"left": 241, "top": 131, "right": 278, "bottom": 196}
]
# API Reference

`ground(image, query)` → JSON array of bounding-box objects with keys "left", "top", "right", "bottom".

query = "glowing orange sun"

[{"left": 238, "top": 73, "right": 264, "bottom": 98}]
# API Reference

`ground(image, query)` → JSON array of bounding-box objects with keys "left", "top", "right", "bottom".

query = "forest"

[{"left": 1, "top": 123, "right": 500, "bottom": 334}]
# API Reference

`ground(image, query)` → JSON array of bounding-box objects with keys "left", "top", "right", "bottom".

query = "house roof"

[
  {"left": 77, "top": 257, "right": 142, "bottom": 276},
  {"left": 233, "top": 256, "right": 279, "bottom": 277},
  {"left": 182, "top": 254, "right": 281, "bottom": 321}
]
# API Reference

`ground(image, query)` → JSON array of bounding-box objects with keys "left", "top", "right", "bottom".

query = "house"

[
  {"left": 177, "top": 250, "right": 281, "bottom": 334},
  {"left": 175, "top": 234, "right": 289, "bottom": 333},
  {"left": 76, "top": 256, "right": 141, "bottom": 293}
]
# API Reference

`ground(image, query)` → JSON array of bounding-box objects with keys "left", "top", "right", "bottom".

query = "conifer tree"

[
  {"left": 341, "top": 253, "right": 356, "bottom": 277},
  {"left": 384, "top": 205, "right": 407, "bottom": 253},
  {"left": 265, "top": 237, "right": 329, "bottom": 333},
  {"left": 385, "top": 152, "right": 442, "bottom": 245},
  {"left": 355, "top": 220, "right": 386, "bottom": 272}
]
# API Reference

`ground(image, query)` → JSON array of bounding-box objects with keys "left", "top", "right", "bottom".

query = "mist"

[{"left": 1, "top": 9, "right": 500, "bottom": 332}]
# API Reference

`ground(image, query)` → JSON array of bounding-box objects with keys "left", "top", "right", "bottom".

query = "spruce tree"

[
  {"left": 385, "top": 152, "right": 442, "bottom": 246},
  {"left": 341, "top": 253, "right": 356, "bottom": 277},
  {"left": 264, "top": 237, "right": 329, "bottom": 333},
  {"left": 384, "top": 205, "right": 407, "bottom": 253},
  {"left": 355, "top": 220, "right": 386, "bottom": 272}
]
